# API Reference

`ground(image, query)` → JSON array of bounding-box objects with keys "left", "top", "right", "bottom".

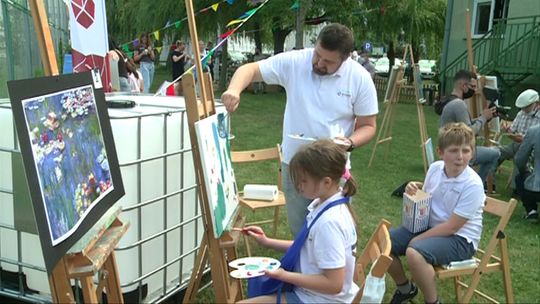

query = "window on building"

[{"left": 473, "top": 0, "right": 494, "bottom": 36}]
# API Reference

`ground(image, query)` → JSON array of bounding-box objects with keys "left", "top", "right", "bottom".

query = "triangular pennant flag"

[
  {"left": 201, "top": 56, "right": 210, "bottom": 68},
  {"left": 239, "top": 8, "right": 257, "bottom": 19},
  {"left": 175, "top": 21, "right": 181, "bottom": 29},
  {"left": 220, "top": 29, "right": 235, "bottom": 39},
  {"left": 211, "top": 3, "right": 219, "bottom": 11},
  {"left": 291, "top": 0, "right": 300, "bottom": 11},
  {"left": 133, "top": 39, "right": 140, "bottom": 47},
  {"left": 227, "top": 18, "right": 246, "bottom": 27},
  {"left": 153, "top": 30, "right": 160, "bottom": 41},
  {"left": 165, "top": 20, "right": 171, "bottom": 28},
  {"left": 226, "top": 0, "right": 234, "bottom": 4},
  {"left": 122, "top": 44, "right": 129, "bottom": 52},
  {"left": 126, "top": 51, "right": 134, "bottom": 58},
  {"left": 156, "top": 47, "right": 162, "bottom": 53},
  {"left": 208, "top": 49, "right": 215, "bottom": 57}
]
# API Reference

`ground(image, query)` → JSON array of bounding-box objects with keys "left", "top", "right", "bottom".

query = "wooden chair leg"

[
  {"left": 272, "top": 206, "right": 280, "bottom": 236},
  {"left": 462, "top": 270, "right": 483, "bottom": 303},
  {"left": 453, "top": 276, "right": 461, "bottom": 303},
  {"left": 499, "top": 238, "right": 514, "bottom": 303}
]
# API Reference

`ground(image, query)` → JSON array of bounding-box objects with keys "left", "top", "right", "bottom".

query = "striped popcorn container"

[{"left": 402, "top": 189, "right": 432, "bottom": 233}]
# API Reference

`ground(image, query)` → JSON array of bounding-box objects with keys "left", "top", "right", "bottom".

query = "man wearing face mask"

[
  {"left": 440, "top": 70, "right": 499, "bottom": 189},
  {"left": 221, "top": 23, "right": 378, "bottom": 236}
]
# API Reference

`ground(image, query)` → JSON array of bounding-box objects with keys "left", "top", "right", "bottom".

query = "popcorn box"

[{"left": 402, "top": 189, "right": 432, "bottom": 233}]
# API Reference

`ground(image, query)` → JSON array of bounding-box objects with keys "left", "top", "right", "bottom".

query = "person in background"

[
  {"left": 126, "top": 58, "right": 143, "bottom": 93},
  {"left": 439, "top": 70, "right": 499, "bottom": 190},
  {"left": 198, "top": 40, "right": 212, "bottom": 74},
  {"left": 134, "top": 32, "right": 155, "bottom": 93},
  {"left": 358, "top": 51, "right": 375, "bottom": 79},
  {"left": 108, "top": 37, "right": 130, "bottom": 92},
  {"left": 239, "top": 139, "right": 359, "bottom": 304},
  {"left": 514, "top": 124, "right": 540, "bottom": 221},
  {"left": 171, "top": 40, "right": 189, "bottom": 81},
  {"left": 206, "top": 41, "right": 215, "bottom": 80},
  {"left": 387, "top": 123, "right": 485, "bottom": 304},
  {"left": 221, "top": 23, "right": 378, "bottom": 236},
  {"left": 497, "top": 89, "right": 540, "bottom": 168}
]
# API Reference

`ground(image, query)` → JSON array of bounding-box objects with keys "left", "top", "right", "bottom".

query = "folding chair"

[
  {"left": 352, "top": 219, "right": 393, "bottom": 303},
  {"left": 435, "top": 197, "right": 517, "bottom": 303},
  {"left": 231, "top": 144, "right": 286, "bottom": 256}
]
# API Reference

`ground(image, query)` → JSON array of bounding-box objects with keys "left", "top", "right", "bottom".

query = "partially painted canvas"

[
  {"left": 8, "top": 72, "right": 124, "bottom": 274},
  {"left": 195, "top": 113, "right": 239, "bottom": 238}
]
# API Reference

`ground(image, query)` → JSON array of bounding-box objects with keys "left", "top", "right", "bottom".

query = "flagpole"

[{"left": 29, "top": 0, "right": 58, "bottom": 76}]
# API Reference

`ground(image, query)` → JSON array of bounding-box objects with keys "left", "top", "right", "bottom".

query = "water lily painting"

[
  {"left": 8, "top": 72, "right": 124, "bottom": 274},
  {"left": 21, "top": 85, "right": 113, "bottom": 245}
]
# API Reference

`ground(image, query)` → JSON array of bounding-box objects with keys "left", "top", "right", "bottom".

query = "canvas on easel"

[
  {"left": 195, "top": 113, "right": 239, "bottom": 238},
  {"left": 368, "top": 45, "right": 430, "bottom": 172}
]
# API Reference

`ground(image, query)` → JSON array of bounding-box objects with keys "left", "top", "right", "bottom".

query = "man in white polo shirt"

[{"left": 221, "top": 23, "right": 378, "bottom": 236}]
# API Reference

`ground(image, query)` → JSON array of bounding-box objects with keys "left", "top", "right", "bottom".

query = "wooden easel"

[
  {"left": 181, "top": 0, "right": 244, "bottom": 302},
  {"left": 49, "top": 209, "right": 129, "bottom": 303},
  {"left": 30, "top": 2, "right": 129, "bottom": 302},
  {"left": 368, "top": 45, "right": 429, "bottom": 172}
]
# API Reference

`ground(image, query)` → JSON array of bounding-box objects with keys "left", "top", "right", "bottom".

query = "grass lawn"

[{"left": 152, "top": 64, "right": 538, "bottom": 302}]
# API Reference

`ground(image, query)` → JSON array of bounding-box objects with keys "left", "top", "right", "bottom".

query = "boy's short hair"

[{"left": 438, "top": 122, "right": 475, "bottom": 152}]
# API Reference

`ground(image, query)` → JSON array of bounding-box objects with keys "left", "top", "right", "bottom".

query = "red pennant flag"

[{"left": 220, "top": 29, "right": 235, "bottom": 39}]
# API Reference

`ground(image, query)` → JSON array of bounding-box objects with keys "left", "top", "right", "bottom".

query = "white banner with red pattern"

[{"left": 67, "top": 0, "right": 111, "bottom": 92}]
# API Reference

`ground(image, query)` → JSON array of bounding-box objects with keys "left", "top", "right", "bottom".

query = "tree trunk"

[
  {"left": 388, "top": 40, "right": 395, "bottom": 68},
  {"left": 272, "top": 17, "right": 292, "bottom": 54},
  {"left": 294, "top": 3, "right": 306, "bottom": 49},
  {"left": 218, "top": 42, "right": 229, "bottom": 92},
  {"left": 253, "top": 21, "right": 262, "bottom": 53}
]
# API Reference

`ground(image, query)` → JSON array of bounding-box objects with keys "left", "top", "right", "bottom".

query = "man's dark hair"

[
  {"left": 316, "top": 23, "right": 354, "bottom": 59},
  {"left": 453, "top": 69, "right": 477, "bottom": 83}
]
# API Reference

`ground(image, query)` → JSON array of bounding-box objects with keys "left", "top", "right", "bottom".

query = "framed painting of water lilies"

[{"left": 8, "top": 71, "right": 124, "bottom": 274}]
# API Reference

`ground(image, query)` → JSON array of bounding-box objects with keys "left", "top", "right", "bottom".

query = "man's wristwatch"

[{"left": 346, "top": 138, "right": 355, "bottom": 152}]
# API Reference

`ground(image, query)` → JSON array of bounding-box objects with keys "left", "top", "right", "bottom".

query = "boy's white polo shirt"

[
  {"left": 258, "top": 49, "right": 378, "bottom": 163},
  {"left": 423, "top": 161, "right": 485, "bottom": 249}
]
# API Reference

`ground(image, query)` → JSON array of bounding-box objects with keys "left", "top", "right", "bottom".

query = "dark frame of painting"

[{"left": 8, "top": 71, "right": 124, "bottom": 274}]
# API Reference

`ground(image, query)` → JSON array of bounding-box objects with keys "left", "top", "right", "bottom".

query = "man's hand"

[
  {"left": 507, "top": 133, "right": 524, "bottom": 143},
  {"left": 482, "top": 106, "right": 497, "bottom": 121},
  {"left": 221, "top": 89, "right": 240, "bottom": 112},
  {"left": 333, "top": 136, "right": 353, "bottom": 152}
]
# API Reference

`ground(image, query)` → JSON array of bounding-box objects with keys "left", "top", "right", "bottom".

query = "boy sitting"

[{"left": 387, "top": 122, "right": 485, "bottom": 304}]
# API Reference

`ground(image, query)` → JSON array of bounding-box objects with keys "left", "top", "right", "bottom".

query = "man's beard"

[{"left": 312, "top": 64, "right": 327, "bottom": 75}]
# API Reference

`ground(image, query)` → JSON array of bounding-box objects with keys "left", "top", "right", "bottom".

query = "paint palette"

[{"left": 229, "top": 257, "right": 281, "bottom": 279}]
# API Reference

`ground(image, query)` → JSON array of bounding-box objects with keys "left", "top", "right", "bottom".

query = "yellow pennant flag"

[
  {"left": 211, "top": 3, "right": 219, "bottom": 11},
  {"left": 156, "top": 47, "right": 162, "bottom": 53},
  {"left": 226, "top": 18, "right": 246, "bottom": 27},
  {"left": 153, "top": 30, "right": 160, "bottom": 41}
]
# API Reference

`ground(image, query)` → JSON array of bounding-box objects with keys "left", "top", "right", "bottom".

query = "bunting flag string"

[
  {"left": 156, "top": 0, "right": 271, "bottom": 96},
  {"left": 119, "top": 0, "right": 236, "bottom": 52}
]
